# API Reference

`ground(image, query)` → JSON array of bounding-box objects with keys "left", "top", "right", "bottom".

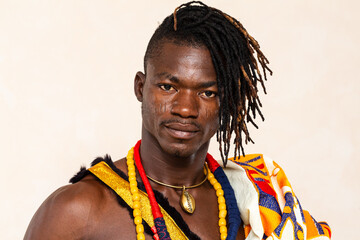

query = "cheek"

[
  {"left": 207, "top": 100, "right": 220, "bottom": 119},
  {"left": 141, "top": 92, "right": 170, "bottom": 121},
  {"left": 204, "top": 107, "right": 219, "bottom": 119},
  {"left": 202, "top": 104, "right": 220, "bottom": 131}
]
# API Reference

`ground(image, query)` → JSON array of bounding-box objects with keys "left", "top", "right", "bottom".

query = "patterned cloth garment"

[
  {"left": 83, "top": 153, "right": 331, "bottom": 240},
  {"left": 224, "top": 154, "right": 331, "bottom": 240}
]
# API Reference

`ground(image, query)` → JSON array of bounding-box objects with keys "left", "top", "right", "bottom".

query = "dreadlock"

[{"left": 144, "top": 1, "right": 272, "bottom": 166}]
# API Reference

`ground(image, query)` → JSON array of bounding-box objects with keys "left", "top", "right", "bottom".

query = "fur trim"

[
  {"left": 69, "top": 166, "right": 88, "bottom": 183},
  {"left": 70, "top": 155, "right": 200, "bottom": 239}
]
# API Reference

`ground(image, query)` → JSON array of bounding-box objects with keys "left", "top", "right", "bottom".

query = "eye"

[
  {"left": 159, "top": 84, "right": 175, "bottom": 92},
  {"left": 200, "top": 91, "right": 217, "bottom": 98}
]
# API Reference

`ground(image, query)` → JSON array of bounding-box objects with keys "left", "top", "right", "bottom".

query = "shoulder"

[
  {"left": 24, "top": 175, "right": 114, "bottom": 240},
  {"left": 224, "top": 153, "right": 282, "bottom": 180},
  {"left": 224, "top": 153, "right": 284, "bottom": 202},
  {"left": 227, "top": 153, "right": 271, "bottom": 168}
]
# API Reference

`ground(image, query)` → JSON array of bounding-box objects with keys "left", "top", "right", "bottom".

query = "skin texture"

[{"left": 24, "top": 42, "right": 245, "bottom": 240}]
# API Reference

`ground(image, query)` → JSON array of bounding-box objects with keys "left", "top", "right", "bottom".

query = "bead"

[
  {"left": 218, "top": 196, "right": 225, "bottom": 204},
  {"left": 219, "top": 209, "right": 227, "bottom": 218},
  {"left": 136, "top": 224, "right": 144, "bottom": 233},
  {"left": 133, "top": 208, "right": 141, "bottom": 217},
  {"left": 136, "top": 233, "right": 145, "bottom": 240},
  {"left": 132, "top": 193, "right": 140, "bottom": 201},
  {"left": 150, "top": 226, "right": 157, "bottom": 234},
  {"left": 127, "top": 147, "right": 146, "bottom": 240},
  {"left": 219, "top": 203, "right": 227, "bottom": 210},
  {"left": 210, "top": 178, "right": 217, "bottom": 185},
  {"left": 129, "top": 176, "right": 137, "bottom": 182},
  {"left": 130, "top": 181, "right": 138, "bottom": 188},
  {"left": 219, "top": 218, "right": 226, "bottom": 226},
  {"left": 220, "top": 225, "right": 227, "bottom": 234},
  {"left": 208, "top": 174, "right": 214, "bottom": 180},
  {"left": 133, "top": 200, "right": 141, "bottom": 209},
  {"left": 131, "top": 187, "right": 138, "bottom": 194},
  {"left": 220, "top": 233, "right": 227, "bottom": 240},
  {"left": 216, "top": 189, "right": 224, "bottom": 196},
  {"left": 214, "top": 182, "right": 221, "bottom": 190},
  {"left": 134, "top": 216, "right": 142, "bottom": 225}
]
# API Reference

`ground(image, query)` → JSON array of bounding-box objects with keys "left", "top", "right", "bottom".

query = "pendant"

[{"left": 180, "top": 186, "right": 195, "bottom": 214}]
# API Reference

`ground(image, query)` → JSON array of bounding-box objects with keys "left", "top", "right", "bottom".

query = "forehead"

[{"left": 145, "top": 41, "right": 216, "bottom": 84}]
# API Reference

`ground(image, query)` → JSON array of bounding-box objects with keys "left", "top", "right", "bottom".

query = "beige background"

[{"left": 1, "top": 0, "right": 359, "bottom": 239}]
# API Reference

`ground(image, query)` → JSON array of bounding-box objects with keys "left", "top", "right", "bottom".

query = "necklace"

[
  {"left": 127, "top": 140, "right": 229, "bottom": 240},
  {"left": 146, "top": 167, "right": 208, "bottom": 214}
]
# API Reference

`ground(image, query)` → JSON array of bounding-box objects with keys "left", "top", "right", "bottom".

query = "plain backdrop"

[{"left": 1, "top": 0, "right": 359, "bottom": 239}]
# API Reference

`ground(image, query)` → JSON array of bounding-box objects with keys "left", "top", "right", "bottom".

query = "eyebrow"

[
  {"left": 156, "top": 72, "right": 179, "bottom": 83},
  {"left": 197, "top": 81, "right": 217, "bottom": 88},
  {"left": 155, "top": 72, "right": 217, "bottom": 88}
]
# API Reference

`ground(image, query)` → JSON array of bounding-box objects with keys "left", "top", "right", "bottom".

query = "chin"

[{"left": 159, "top": 139, "right": 206, "bottom": 158}]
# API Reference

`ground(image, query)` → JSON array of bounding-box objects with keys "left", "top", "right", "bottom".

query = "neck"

[{"left": 139, "top": 128, "right": 210, "bottom": 187}]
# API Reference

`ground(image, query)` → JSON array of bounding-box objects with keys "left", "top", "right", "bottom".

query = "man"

[{"left": 25, "top": 2, "right": 331, "bottom": 240}]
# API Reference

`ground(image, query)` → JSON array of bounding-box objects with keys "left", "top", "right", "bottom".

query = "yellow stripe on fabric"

[
  {"left": 259, "top": 206, "right": 282, "bottom": 236},
  {"left": 89, "top": 161, "right": 188, "bottom": 240},
  {"left": 272, "top": 161, "right": 292, "bottom": 192}
]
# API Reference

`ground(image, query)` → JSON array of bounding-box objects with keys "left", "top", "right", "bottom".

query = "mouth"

[{"left": 163, "top": 122, "right": 200, "bottom": 140}]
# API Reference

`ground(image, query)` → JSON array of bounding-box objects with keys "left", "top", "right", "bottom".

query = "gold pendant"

[{"left": 180, "top": 186, "right": 195, "bottom": 214}]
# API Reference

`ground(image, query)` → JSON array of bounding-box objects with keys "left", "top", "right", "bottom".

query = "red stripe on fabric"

[
  {"left": 248, "top": 169, "right": 259, "bottom": 175},
  {"left": 323, "top": 225, "right": 332, "bottom": 238},
  {"left": 206, "top": 153, "right": 220, "bottom": 172},
  {"left": 134, "top": 140, "right": 163, "bottom": 219},
  {"left": 247, "top": 169, "right": 270, "bottom": 183},
  {"left": 247, "top": 170, "right": 277, "bottom": 198},
  {"left": 256, "top": 181, "right": 277, "bottom": 198},
  {"left": 256, "top": 163, "right": 265, "bottom": 169}
]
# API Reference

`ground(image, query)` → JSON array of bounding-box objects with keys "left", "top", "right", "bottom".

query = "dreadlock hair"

[{"left": 144, "top": 1, "right": 272, "bottom": 167}]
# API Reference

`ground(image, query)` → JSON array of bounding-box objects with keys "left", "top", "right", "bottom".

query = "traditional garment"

[
  {"left": 70, "top": 154, "right": 331, "bottom": 240},
  {"left": 224, "top": 154, "right": 331, "bottom": 240}
]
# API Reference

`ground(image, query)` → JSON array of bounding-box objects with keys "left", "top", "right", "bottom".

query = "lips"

[{"left": 163, "top": 122, "right": 200, "bottom": 140}]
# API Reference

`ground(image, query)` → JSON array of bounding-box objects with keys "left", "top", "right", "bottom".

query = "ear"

[{"left": 134, "top": 71, "right": 146, "bottom": 102}]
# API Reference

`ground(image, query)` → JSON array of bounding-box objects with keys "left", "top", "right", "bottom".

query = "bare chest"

[{"left": 86, "top": 187, "right": 244, "bottom": 240}]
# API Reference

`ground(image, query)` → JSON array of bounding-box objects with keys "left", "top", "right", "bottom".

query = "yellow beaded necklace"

[{"left": 126, "top": 146, "right": 228, "bottom": 240}]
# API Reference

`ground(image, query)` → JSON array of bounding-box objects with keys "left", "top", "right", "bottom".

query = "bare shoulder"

[{"left": 24, "top": 175, "right": 116, "bottom": 240}]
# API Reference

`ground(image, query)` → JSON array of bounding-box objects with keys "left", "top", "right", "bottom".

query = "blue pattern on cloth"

[
  {"left": 296, "top": 196, "right": 306, "bottom": 222},
  {"left": 154, "top": 217, "right": 171, "bottom": 240},
  {"left": 232, "top": 156, "right": 268, "bottom": 176},
  {"left": 274, "top": 192, "right": 304, "bottom": 239},
  {"left": 311, "top": 216, "right": 325, "bottom": 235}
]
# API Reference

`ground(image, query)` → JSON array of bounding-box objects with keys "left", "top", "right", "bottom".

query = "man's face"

[{"left": 136, "top": 41, "right": 219, "bottom": 158}]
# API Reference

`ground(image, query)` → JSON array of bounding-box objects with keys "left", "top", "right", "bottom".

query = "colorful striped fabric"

[{"left": 223, "top": 154, "right": 331, "bottom": 240}]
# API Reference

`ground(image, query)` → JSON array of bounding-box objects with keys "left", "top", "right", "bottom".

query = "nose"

[{"left": 170, "top": 90, "right": 199, "bottom": 118}]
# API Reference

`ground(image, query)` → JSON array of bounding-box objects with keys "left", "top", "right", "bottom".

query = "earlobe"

[{"left": 134, "top": 71, "right": 146, "bottom": 102}]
